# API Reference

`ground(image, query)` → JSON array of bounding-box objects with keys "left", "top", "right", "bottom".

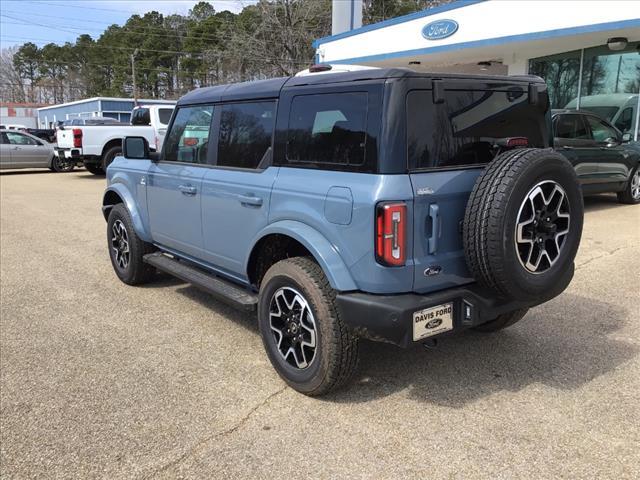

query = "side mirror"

[
  {"left": 122, "top": 136, "right": 149, "bottom": 159},
  {"left": 621, "top": 132, "right": 632, "bottom": 143}
]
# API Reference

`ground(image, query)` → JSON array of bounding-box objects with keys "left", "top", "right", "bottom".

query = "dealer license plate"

[{"left": 412, "top": 303, "right": 453, "bottom": 341}]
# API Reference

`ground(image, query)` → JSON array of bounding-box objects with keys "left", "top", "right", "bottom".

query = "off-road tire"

[
  {"left": 617, "top": 164, "right": 640, "bottom": 204},
  {"left": 50, "top": 155, "right": 74, "bottom": 172},
  {"left": 85, "top": 163, "right": 105, "bottom": 175},
  {"left": 107, "top": 204, "right": 156, "bottom": 285},
  {"left": 463, "top": 148, "right": 583, "bottom": 301},
  {"left": 258, "top": 257, "right": 359, "bottom": 396},
  {"left": 472, "top": 308, "right": 529, "bottom": 333},
  {"left": 102, "top": 145, "right": 122, "bottom": 171}
]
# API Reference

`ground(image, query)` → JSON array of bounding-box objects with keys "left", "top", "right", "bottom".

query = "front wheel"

[
  {"left": 258, "top": 257, "right": 359, "bottom": 396},
  {"left": 107, "top": 204, "right": 156, "bottom": 285},
  {"left": 617, "top": 165, "right": 640, "bottom": 204}
]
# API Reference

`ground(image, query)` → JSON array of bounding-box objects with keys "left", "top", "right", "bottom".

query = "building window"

[{"left": 530, "top": 41, "right": 639, "bottom": 139}]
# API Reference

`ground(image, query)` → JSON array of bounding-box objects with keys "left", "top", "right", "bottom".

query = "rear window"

[
  {"left": 407, "top": 89, "right": 550, "bottom": 170},
  {"left": 131, "top": 108, "right": 151, "bottom": 126},
  {"left": 286, "top": 92, "right": 368, "bottom": 169}
]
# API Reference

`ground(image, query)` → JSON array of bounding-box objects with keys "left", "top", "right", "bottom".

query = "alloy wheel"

[
  {"left": 269, "top": 286, "right": 317, "bottom": 369},
  {"left": 515, "top": 180, "right": 570, "bottom": 274},
  {"left": 631, "top": 169, "right": 640, "bottom": 200},
  {"left": 111, "top": 219, "right": 130, "bottom": 270}
]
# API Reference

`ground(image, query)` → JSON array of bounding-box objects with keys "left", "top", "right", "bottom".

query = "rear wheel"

[
  {"left": 85, "top": 163, "right": 104, "bottom": 175},
  {"left": 50, "top": 154, "right": 74, "bottom": 172},
  {"left": 107, "top": 204, "right": 155, "bottom": 285},
  {"left": 472, "top": 308, "right": 529, "bottom": 332},
  {"left": 258, "top": 257, "right": 359, "bottom": 396},
  {"left": 463, "top": 148, "right": 583, "bottom": 302},
  {"left": 617, "top": 165, "right": 640, "bottom": 204}
]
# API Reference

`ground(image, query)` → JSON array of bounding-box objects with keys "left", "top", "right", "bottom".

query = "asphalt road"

[{"left": 1, "top": 169, "right": 639, "bottom": 479}]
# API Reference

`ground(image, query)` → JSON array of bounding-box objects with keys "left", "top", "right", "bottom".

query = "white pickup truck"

[{"left": 55, "top": 104, "right": 175, "bottom": 175}]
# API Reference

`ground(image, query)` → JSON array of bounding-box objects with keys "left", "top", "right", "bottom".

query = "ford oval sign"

[{"left": 422, "top": 19, "right": 458, "bottom": 40}]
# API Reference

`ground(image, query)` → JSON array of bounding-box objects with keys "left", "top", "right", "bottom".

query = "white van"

[{"left": 565, "top": 93, "right": 639, "bottom": 139}]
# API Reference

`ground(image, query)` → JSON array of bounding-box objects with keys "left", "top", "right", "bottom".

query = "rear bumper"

[
  {"left": 56, "top": 148, "right": 82, "bottom": 160},
  {"left": 336, "top": 283, "right": 552, "bottom": 348}
]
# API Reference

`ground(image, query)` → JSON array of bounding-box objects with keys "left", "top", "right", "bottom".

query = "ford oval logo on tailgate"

[{"left": 422, "top": 19, "right": 458, "bottom": 40}]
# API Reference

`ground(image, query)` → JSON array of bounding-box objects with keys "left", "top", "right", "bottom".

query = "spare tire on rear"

[{"left": 463, "top": 148, "right": 583, "bottom": 302}]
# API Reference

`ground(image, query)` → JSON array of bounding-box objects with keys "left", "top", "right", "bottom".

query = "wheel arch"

[
  {"left": 101, "top": 138, "right": 123, "bottom": 159},
  {"left": 246, "top": 221, "right": 358, "bottom": 292},
  {"left": 102, "top": 183, "right": 152, "bottom": 242}
]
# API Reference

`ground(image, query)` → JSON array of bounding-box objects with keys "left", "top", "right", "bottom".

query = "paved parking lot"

[{"left": 1, "top": 169, "right": 639, "bottom": 479}]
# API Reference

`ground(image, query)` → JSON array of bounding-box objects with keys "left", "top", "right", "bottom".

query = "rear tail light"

[
  {"left": 505, "top": 137, "right": 528, "bottom": 147},
  {"left": 72, "top": 128, "right": 82, "bottom": 148},
  {"left": 184, "top": 137, "right": 198, "bottom": 147},
  {"left": 375, "top": 202, "right": 407, "bottom": 267}
]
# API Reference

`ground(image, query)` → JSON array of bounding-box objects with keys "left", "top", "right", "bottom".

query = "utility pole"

[{"left": 131, "top": 49, "right": 139, "bottom": 106}]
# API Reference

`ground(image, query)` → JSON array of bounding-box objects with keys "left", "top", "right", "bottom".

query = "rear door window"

[
  {"left": 407, "top": 89, "right": 550, "bottom": 170},
  {"left": 158, "top": 108, "right": 173, "bottom": 125},
  {"left": 217, "top": 101, "right": 276, "bottom": 170},
  {"left": 286, "top": 92, "right": 368, "bottom": 169}
]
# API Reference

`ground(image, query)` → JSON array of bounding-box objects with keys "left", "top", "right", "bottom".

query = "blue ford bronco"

[{"left": 103, "top": 66, "right": 584, "bottom": 395}]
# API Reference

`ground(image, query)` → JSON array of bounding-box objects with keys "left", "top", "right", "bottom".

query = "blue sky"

[{"left": 0, "top": 0, "right": 253, "bottom": 49}]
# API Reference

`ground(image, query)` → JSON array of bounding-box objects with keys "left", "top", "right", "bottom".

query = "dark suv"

[
  {"left": 553, "top": 109, "right": 640, "bottom": 203},
  {"left": 103, "top": 66, "right": 584, "bottom": 395}
]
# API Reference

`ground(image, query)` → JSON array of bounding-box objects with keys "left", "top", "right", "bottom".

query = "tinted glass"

[
  {"left": 585, "top": 116, "right": 618, "bottom": 143},
  {"left": 615, "top": 107, "right": 633, "bottom": 133},
  {"left": 217, "top": 101, "right": 275, "bottom": 169},
  {"left": 164, "top": 105, "right": 213, "bottom": 164},
  {"left": 554, "top": 114, "right": 589, "bottom": 139},
  {"left": 407, "top": 89, "right": 550, "bottom": 170},
  {"left": 286, "top": 92, "right": 367, "bottom": 167},
  {"left": 131, "top": 108, "right": 151, "bottom": 125},
  {"left": 6, "top": 132, "right": 38, "bottom": 145},
  {"left": 159, "top": 108, "right": 173, "bottom": 125}
]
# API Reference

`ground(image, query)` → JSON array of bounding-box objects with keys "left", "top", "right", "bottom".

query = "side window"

[
  {"left": 6, "top": 132, "right": 38, "bottom": 145},
  {"left": 615, "top": 108, "right": 633, "bottom": 133},
  {"left": 158, "top": 108, "right": 173, "bottom": 125},
  {"left": 217, "top": 101, "right": 276, "bottom": 169},
  {"left": 286, "top": 92, "right": 368, "bottom": 168},
  {"left": 585, "top": 116, "right": 618, "bottom": 143},
  {"left": 163, "top": 105, "right": 213, "bottom": 164},
  {"left": 0, "top": 133, "right": 8, "bottom": 144},
  {"left": 554, "top": 114, "right": 589, "bottom": 139}
]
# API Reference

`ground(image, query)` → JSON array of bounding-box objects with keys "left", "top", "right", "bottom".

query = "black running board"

[{"left": 143, "top": 252, "right": 258, "bottom": 312}]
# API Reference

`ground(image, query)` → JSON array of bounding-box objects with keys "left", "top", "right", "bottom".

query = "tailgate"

[
  {"left": 410, "top": 169, "right": 479, "bottom": 293},
  {"left": 56, "top": 129, "right": 76, "bottom": 149},
  {"left": 405, "top": 84, "right": 550, "bottom": 294}
]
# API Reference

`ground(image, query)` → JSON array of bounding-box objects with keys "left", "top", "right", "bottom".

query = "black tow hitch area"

[{"left": 422, "top": 338, "right": 438, "bottom": 350}]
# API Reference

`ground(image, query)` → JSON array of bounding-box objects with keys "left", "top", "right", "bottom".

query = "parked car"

[
  {"left": 103, "top": 66, "right": 584, "bottom": 395},
  {"left": 552, "top": 109, "right": 640, "bottom": 203},
  {"left": 131, "top": 104, "right": 175, "bottom": 150},
  {"left": 565, "top": 93, "right": 638, "bottom": 138},
  {"left": 0, "top": 129, "right": 73, "bottom": 172},
  {"left": 56, "top": 106, "right": 175, "bottom": 175}
]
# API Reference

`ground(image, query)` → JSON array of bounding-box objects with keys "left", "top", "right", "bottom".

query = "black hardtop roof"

[{"left": 177, "top": 67, "right": 545, "bottom": 105}]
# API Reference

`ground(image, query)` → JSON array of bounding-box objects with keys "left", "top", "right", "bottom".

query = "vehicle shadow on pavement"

[
  {"left": 583, "top": 194, "right": 625, "bottom": 213},
  {"left": 325, "top": 293, "right": 637, "bottom": 406},
  {"left": 0, "top": 170, "right": 53, "bottom": 176}
]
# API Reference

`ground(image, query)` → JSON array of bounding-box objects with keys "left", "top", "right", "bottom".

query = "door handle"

[
  {"left": 12, "top": 146, "right": 20, "bottom": 150},
  {"left": 562, "top": 145, "right": 574, "bottom": 150},
  {"left": 178, "top": 184, "right": 197, "bottom": 196},
  {"left": 238, "top": 193, "right": 263, "bottom": 207},
  {"left": 428, "top": 204, "right": 439, "bottom": 254}
]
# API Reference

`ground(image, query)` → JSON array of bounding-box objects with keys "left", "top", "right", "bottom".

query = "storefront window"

[
  {"left": 529, "top": 50, "right": 581, "bottom": 109},
  {"left": 530, "top": 42, "right": 640, "bottom": 140}
]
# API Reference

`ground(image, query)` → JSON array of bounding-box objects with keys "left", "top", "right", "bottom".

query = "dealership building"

[{"left": 317, "top": 0, "right": 640, "bottom": 139}]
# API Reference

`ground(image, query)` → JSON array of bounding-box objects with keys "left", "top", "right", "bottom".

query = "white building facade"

[{"left": 315, "top": 0, "right": 640, "bottom": 137}]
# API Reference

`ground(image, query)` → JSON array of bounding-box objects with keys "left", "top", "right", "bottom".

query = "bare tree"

[{"left": 0, "top": 48, "right": 26, "bottom": 103}]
